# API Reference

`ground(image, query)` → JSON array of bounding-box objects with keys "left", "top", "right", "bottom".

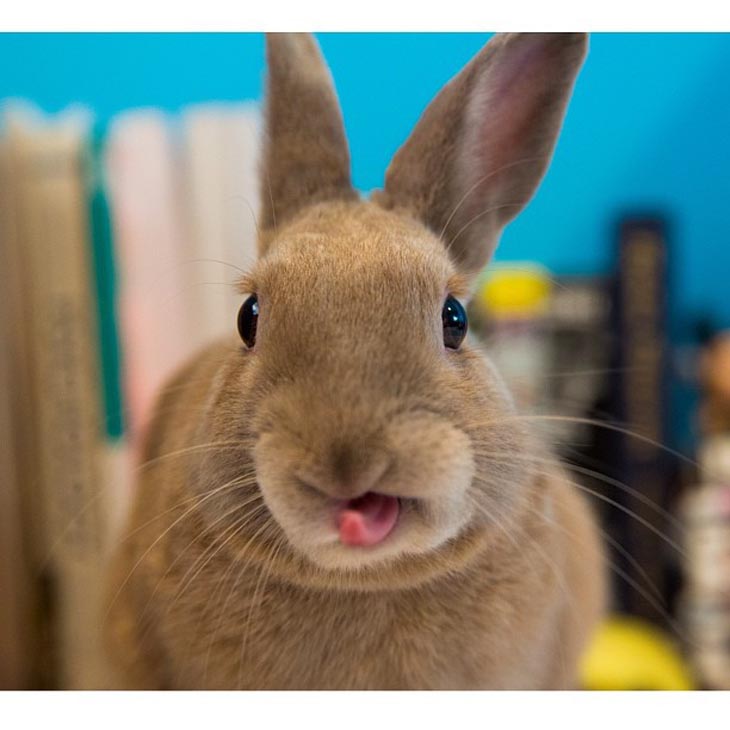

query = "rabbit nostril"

[
  {"left": 295, "top": 476, "right": 326, "bottom": 498},
  {"left": 294, "top": 453, "right": 393, "bottom": 501},
  {"left": 331, "top": 447, "right": 392, "bottom": 496}
]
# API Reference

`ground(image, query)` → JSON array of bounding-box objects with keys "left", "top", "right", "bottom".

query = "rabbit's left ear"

[{"left": 374, "top": 33, "right": 588, "bottom": 278}]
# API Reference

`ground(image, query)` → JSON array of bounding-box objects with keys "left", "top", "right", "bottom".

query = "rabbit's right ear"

[
  {"left": 374, "top": 33, "right": 588, "bottom": 279},
  {"left": 259, "top": 33, "right": 357, "bottom": 252}
]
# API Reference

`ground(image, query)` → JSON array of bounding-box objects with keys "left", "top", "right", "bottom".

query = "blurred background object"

[
  {"left": 1, "top": 32, "right": 730, "bottom": 689},
  {"left": 580, "top": 615, "right": 696, "bottom": 690}
]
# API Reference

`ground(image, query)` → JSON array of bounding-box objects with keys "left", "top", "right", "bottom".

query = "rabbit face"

[{"left": 214, "top": 201, "right": 525, "bottom": 571}]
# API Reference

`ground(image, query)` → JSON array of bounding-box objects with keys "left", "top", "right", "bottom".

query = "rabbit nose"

[{"left": 296, "top": 447, "right": 393, "bottom": 501}]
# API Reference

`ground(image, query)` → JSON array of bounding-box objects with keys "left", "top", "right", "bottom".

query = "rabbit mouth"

[{"left": 335, "top": 492, "right": 401, "bottom": 547}]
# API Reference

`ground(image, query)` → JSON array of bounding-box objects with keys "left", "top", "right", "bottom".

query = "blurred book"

[
  {"left": 607, "top": 216, "right": 676, "bottom": 625},
  {"left": 181, "top": 103, "right": 260, "bottom": 350},
  {"left": 105, "top": 110, "right": 194, "bottom": 452},
  {"left": 0, "top": 137, "right": 40, "bottom": 688},
  {"left": 1, "top": 104, "right": 122, "bottom": 688},
  {"left": 87, "top": 127, "right": 132, "bottom": 543}
]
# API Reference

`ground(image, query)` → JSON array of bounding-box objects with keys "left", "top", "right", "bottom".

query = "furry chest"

[{"left": 152, "top": 563, "right": 550, "bottom": 690}]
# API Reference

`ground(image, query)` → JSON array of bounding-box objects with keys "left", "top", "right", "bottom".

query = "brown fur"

[{"left": 105, "top": 33, "right": 606, "bottom": 689}]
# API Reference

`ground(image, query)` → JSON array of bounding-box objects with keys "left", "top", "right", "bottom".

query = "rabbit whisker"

[
  {"left": 237, "top": 531, "right": 287, "bottom": 687},
  {"left": 202, "top": 519, "right": 283, "bottom": 687},
  {"left": 116, "top": 470, "right": 259, "bottom": 544},
  {"left": 137, "top": 495, "right": 267, "bottom": 629},
  {"left": 103, "top": 472, "right": 259, "bottom": 625}
]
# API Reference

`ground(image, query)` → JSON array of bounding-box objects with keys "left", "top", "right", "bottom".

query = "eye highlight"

[
  {"left": 442, "top": 295, "right": 467, "bottom": 350},
  {"left": 238, "top": 294, "right": 259, "bottom": 349}
]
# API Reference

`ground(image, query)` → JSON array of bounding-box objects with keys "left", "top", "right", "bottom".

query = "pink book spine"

[{"left": 105, "top": 111, "right": 195, "bottom": 455}]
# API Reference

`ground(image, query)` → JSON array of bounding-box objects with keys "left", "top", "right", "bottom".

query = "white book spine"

[{"left": 181, "top": 103, "right": 261, "bottom": 349}]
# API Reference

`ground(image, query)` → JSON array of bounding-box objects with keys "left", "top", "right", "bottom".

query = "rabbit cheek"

[
  {"left": 252, "top": 432, "right": 340, "bottom": 552},
  {"left": 380, "top": 416, "right": 476, "bottom": 550}
]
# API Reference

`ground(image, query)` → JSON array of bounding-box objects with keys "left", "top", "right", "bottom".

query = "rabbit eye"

[
  {"left": 238, "top": 294, "right": 259, "bottom": 349},
  {"left": 442, "top": 295, "right": 467, "bottom": 350}
]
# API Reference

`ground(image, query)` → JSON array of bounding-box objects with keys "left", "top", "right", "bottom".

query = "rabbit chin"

[{"left": 255, "top": 474, "right": 475, "bottom": 572}]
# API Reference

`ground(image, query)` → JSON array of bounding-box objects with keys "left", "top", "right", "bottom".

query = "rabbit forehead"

[{"left": 255, "top": 201, "right": 454, "bottom": 304}]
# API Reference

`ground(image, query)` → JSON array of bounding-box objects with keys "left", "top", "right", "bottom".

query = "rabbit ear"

[
  {"left": 374, "top": 33, "right": 588, "bottom": 277},
  {"left": 259, "top": 33, "right": 357, "bottom": 247}
]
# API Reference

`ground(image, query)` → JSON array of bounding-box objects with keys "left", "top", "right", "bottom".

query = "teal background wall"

[{"left": 1, "top": 32, "right": 729, "bottom": 334}]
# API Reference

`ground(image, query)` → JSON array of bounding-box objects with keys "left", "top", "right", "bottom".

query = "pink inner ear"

[
  {"left": 458, "top": 35, "right": 577, "bottom": 230},
  {"left": 484, "top": 42, "right": 545, "bottom": 151}
]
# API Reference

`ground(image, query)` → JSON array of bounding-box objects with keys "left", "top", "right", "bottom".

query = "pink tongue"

[{"left": 336, "top": 493, "right": 400, "bottom": 547}]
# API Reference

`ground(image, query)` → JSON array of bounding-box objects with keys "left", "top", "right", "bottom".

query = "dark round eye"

[
  {"left": 442, "top": 295, "right": 467, "bottom": 350},
  {"left": 237, "top": 294, "right": 259, "bottom": 349}
]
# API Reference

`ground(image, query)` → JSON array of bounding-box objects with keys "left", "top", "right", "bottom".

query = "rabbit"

[{"left": 105, "top": 32, "right": 606, "bottom": 690}]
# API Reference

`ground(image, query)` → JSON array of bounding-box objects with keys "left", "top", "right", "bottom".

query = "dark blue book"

[{"left": 609, "top": 215, "right": 676, "bottom": 625}]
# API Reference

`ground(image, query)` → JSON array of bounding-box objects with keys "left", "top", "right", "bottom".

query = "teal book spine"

[{"left": 86, "top": 125, "right": 125, "bottom": 441}]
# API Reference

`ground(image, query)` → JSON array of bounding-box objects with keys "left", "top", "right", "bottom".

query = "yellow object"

[
  {"left": 475, "top": 265, "right": 552, "bottom": 318},
  {"left": 580, "top": 615, "right": 696, "bottom": 690}
]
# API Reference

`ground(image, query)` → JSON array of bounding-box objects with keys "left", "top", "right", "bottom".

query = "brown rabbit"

[{"left": 105, "top": 32, "right": 606, "bottom": 690}]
